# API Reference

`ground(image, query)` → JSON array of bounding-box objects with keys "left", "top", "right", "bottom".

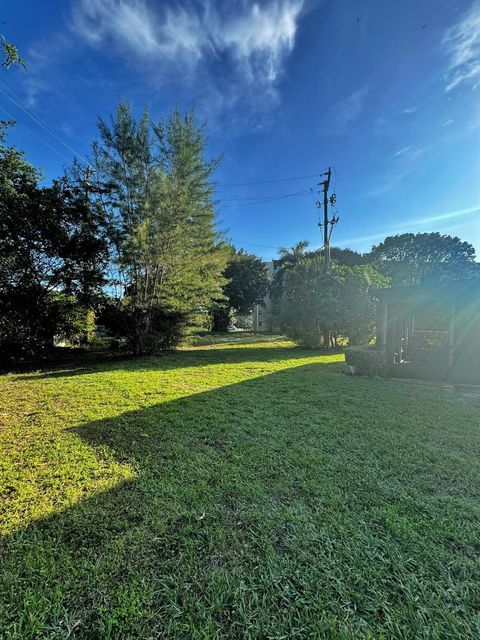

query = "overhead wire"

[
  {"left": 0, "top": 81, "right": 324, "bottom": 221},
  {"left": 0, "top": 79, "right": 90, "bottom": 164},
  {"left": 0, "top": 92, "right": 313, "bottom": 253},
  {"left": 217, "top": 173, "right": 319, "bottom": 187},
  {"left": 220, "top": 188, "right": 310, "bottom": 202},
  {"left": 220, "top": 190, "right": 312, "bottom": 208},
  {"left": 0, "top": 103, "right": 73, "bottom": 164},
  {"left": 0, "top": 85, "right": 321, "bottom": 195},
  {"left": 230, "top": 240, "right": 281, "bottom": 250}
]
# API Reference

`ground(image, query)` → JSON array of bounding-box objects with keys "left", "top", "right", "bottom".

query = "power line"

[
  {"left": 231, "top": 239, "right": 281, "bottom": 250},
  {"left": 0, "top": 103, "right": 73, "bottom": 164},
  {"left": 221, "top": 190, "right": 312, "bottom": 208},
  {"left": 220, "top": 188, "right": 310, "bottom": 202},
  {"left": 217, "top": 173, "right": 319, "bottom": 187},
  {"left": 0, "top": 80, "right": 89, "bottom": 164},
  {"left": 0, "top": 85, "right": 319, "bottom": 198}
]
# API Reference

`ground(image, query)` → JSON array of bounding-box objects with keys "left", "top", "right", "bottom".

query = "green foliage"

[
  {"left": 93, "top": 104, "right": 229, "bottom": 353},
  {"left": 327, "top": 246, "right": 366, "bottom": 266},
  {"left": 340, "top": 264, "right": 390, "bottom": 344},
  {"left": 278, "top": 255, "right": 388, "bottom": 347},
  {"left": 98, "top": 298, "right": 187, "bottom": 353},
  {"left": 2, "top": 340, "right": 480, "bottom": 638},
  {"left": 271, "top": 240, "right": 309, "bottom": 301},
  {"left": 48, "top": 295, "right": 96, "bottom": 346},
  {"left": 223, "top": 250, "right": 270, "bottom": 314},
  {"left": 0, "top": 126, "right": 108, "bottom": 357},
  {"left": 213, "top": 249, "right": 270, "bottom": 330},
  {"left": 345, "top": 344, "right": 388, "bottom": 376},
  {"left": 370, "top": 232, "right": 479, "bottom": 286}
]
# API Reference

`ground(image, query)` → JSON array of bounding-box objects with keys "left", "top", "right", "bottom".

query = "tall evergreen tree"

[{"left": 92, "top": 104, "right": 229, "bottom": 353}]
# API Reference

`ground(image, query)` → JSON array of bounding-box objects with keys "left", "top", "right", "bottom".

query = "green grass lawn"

[{"left": 1, "top": 338, "right": 480, "bottom": 639}]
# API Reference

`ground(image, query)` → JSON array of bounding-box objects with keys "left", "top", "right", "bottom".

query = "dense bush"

[
  {"left": 0, "top": 291, "right": 95, "bottom": 359},
  {"left": 345, "top": 345, "right": 388, "bottom": 376},
  {"left": 277, "top": 256, "right": 388, "bottom": 348},
  {"left": 49, "top": 296, "right": 96, "bottom": 346},
  {"left": 97, "top": 300, "right": 187, "bottom": 353},
  {"left": 1, "top": 107, "right": 230, "bottom": 361}
]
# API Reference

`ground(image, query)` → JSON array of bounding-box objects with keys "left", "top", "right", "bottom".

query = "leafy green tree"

[
  {"left": 328, "top": 247, "right": 366, "bottom": 266},
  {"left": 0, "top": 125, "right": 108, "bottom": 357},
  {"left": 212, "top": 249, "right": 270, "bottom": 331},
  {"left": 369, "top": 233, "right": 478, "bottom": 286},
  {"left": 92, "top": 104, "right": 230, "bottom": 353},
  {"left": 278, "top": 255, "right": 387, "bottom": 348}
]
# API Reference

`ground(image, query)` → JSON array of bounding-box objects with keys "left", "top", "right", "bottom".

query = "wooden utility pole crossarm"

[
  {"left": 315, "top": 167, "right": 339, "bottom": 270},
  {"left": 321, "top": 167, "right": 331, "bottom": 268}
]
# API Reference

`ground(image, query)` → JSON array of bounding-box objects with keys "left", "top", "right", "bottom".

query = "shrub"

[
  {"left": 345, "top": 345, "right": 388, "bottom": 376},
  {"left": 147, "top": 308, "right": 187, "bottom": 351},
  {"left": 277, "top": 256, "right": 388, "bottom": 348},
  {"left": 49, "top": 296, "right": 96, "bottom": 347},
  {"left": 97, "top": 300, "right": 187, "bottom": 354},
  {"left": 0, "top": 292, "right": 96, "bottom": 360}
]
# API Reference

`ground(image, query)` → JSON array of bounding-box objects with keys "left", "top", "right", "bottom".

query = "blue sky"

[{"left": 1, "top": 0, "right": 480, "bottom": 259}]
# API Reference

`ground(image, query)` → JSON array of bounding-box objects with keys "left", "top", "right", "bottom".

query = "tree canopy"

[
  {"left": 0, "top": 125, "right": 108, "bottom": 357},
  {"left": 277, "top": 254, "right": 388, "bottom": 348},
  {"left": 212, "top": 249, "right": 270, "bottom": 330},
  {"left": 370, "top": 232, "right": 478, "bottom": 286},
  {"left": 223, "top": 250, "right": 270, "bottom": 315}
]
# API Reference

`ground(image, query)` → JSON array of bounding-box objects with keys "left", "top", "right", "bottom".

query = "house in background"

[{"left": 374, "top": 280, "right": 480, "bottom": 383}]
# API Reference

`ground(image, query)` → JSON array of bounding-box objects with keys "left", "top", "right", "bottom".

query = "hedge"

[{"left": 345, "top": 345, "right": 388, "bottom": 377}]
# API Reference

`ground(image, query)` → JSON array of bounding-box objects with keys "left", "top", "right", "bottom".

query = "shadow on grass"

[
  {"left": 2, "top": 359, "right": 479, "bottom": 639},
  {"left": 1, "top": 361, "right": 353, "bottom": 638},
  {"left": 12, "top": 345, "right": 343, "bottom": 381}
]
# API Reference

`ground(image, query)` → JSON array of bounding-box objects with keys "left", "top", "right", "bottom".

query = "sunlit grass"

[
  {"left": 1, "top": 338, "right": 479, "bottom": 638},
  {"left": 0, "top": 339, "right": 335, "bottom": 535}
]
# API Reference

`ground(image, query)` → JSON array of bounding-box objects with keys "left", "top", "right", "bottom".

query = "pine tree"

[{"left": 93, "top": 104, "right": 229, "bottom": 353}]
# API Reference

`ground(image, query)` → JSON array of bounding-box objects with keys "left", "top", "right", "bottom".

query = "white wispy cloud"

[
  {"left": 394, "top": 145, "right": 412, "bottom": 157},
  {"left": 368, "top": 145, "right": 430, "bottom": 197},
  {"left": 70, "top": 0, "right": 305, "bottom": 88},
  {"left": 402, "top": 106, "right": 417, "bottom": 115},
  {"left": 322, "top": 87, "right": 368, "bottom": 134},
  {"left": 337, "top": 205, "right": 480, "bottom": 248},
  {"left": 444, "top": 1, "right": 480, "bottom": 91},
  {"left": 442, "top": 119, "right": 455, "bottom": 127},
  {"left": 395, "top": 145, "right": 428, "bottom": 161}
]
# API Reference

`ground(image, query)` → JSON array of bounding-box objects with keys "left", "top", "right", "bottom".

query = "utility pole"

[
  {"left": 321, "top": 167, "right": 331, "bottom": 268},
  {"left": 316, "top": 167, "right": 339, "bottom": 270}
]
